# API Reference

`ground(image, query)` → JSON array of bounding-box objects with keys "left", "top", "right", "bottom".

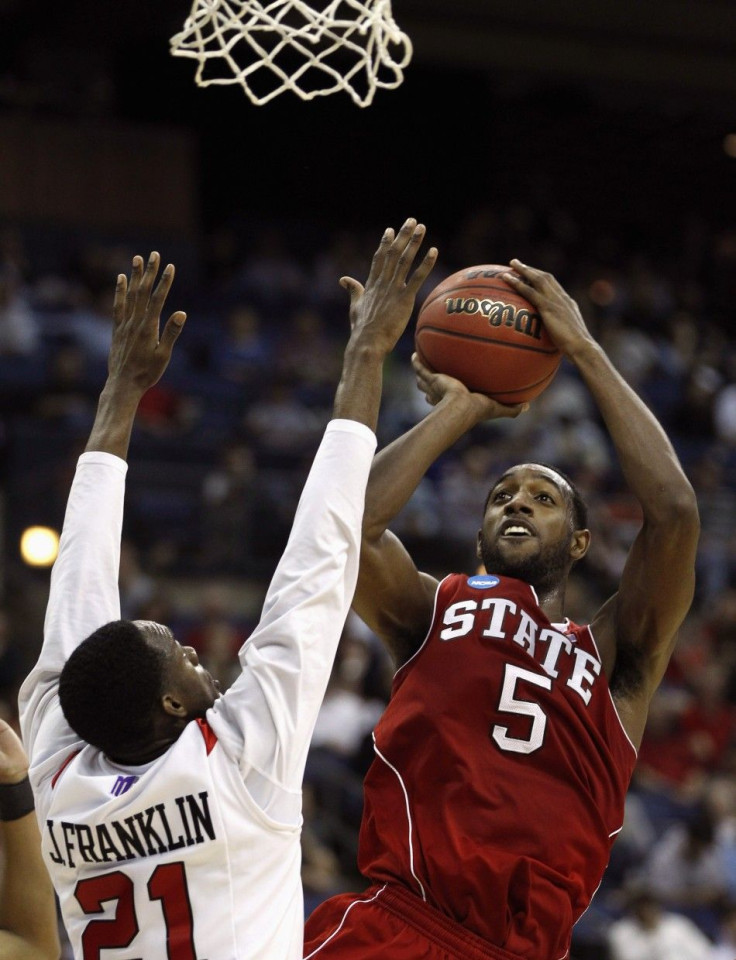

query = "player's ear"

[
  {"left": 161, "top": 693, "right": 187, "bottom": 718},
  {"left": 476, "top": 529, "right": 483, "bottom": 560},
  {"left": 570, "top": 528, "right": 590, "bottom": 562}
]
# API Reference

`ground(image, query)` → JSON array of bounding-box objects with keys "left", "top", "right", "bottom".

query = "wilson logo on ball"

[
  {"left": 444, "top": 298, "right": 543, "bottom": 340},
  {"left": 415, "top": 263, "right": 562, "bottom": 403}
]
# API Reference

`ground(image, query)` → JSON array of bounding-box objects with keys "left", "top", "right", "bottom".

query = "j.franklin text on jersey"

[{"left": 46, "top": 791, "right": 215, "bottom": 868}]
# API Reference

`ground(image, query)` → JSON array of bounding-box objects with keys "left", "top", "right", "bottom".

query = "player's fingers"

[
  {"left": 339, "top": 276, "right": 364, "bottom": 316},
  {"left": 411, "top": 351, "right": 435, "bottom": 376},
  {"left": 508, "top": 259, "right": 555, "bottom": 292},
  {"left": 495, "top": 400, "right": 530, "bottom": 419},
  {"left": 148, "top": 263, "right": 176, "bottom": 321},
  {"left": 159, "top": 311, "right": 187, "bottom": 354},
  {"left": 394, "top": 224, "right": 427, "bottom": 283},
  {"left": 339, "top": 275, "right": 363, "bottom": 295},
  {"left": 341, "top": 277, "right": 365, "bottom": 328},
  {"left": 509, "top": 258, "right": 540, "bottom": 276},
  {"left": 134, "top": 251, "right": 161, "bottom": 314},
  {"left": 411, "top": 352, "right": 439, "bottom": 396},
  {"left": 366, "top": 228, "right": 394, "bottom": 286},
  {"left": 502, "top": 270, "right": 542, "bottom": 305},
  {"left": 405, "top": 246, "right": 438, "bottom": 295},
  {"left": 384, "top": 218, "right": 418, "bottom": 276},
  {"left": 125, "top": 255, "right": 144, "bottom": 315},
  {"left": 112, "top": 274, "right": 127, "bottom": 327}
]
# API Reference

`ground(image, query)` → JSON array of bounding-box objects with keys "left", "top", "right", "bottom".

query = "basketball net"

[{"left": 169, "top": 0, "right": 413, "bottom": 107}]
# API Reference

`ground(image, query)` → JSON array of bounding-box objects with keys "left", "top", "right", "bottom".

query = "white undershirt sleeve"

[
  {"left": 18, "top": 452, "right": 126, "bottom": 780},
  {"left": 207, "top": 419, "right": 376, "bottom": 822}
]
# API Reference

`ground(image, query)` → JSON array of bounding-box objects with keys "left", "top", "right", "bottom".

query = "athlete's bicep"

[
  {"left": 353, "top": 529, "right": 438, "bottom": 666},
  {"left": 619, "top": 515, "right": 696, "bottom": 658}
]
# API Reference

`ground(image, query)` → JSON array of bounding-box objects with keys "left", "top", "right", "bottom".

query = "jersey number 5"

[
  {"left": 491, "top": 663, "right": 552, "bottom": 754},
  {"left": 75, "top": 861, "right": 199, "bottom": 960}
]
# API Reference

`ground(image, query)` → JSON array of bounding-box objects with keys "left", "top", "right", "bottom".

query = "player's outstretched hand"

[
  {"left": 340, "top": 218, "right": 438, "bottom": 356},
  {"left": 503, "top": 260, "right": 595, "bottom": 359},
  {"left": 0, "top": 721, "right": 29, "bottom": 786},
  {"left": 108, "top": 251, "right": 186, "bottom": 396},
  {"left": 411, "top": 352, "right": 528, "bottom": 422}
]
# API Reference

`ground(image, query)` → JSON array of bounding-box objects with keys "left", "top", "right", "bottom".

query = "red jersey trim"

[
  {"left": 372, "top": 734, "right": 427, "bottom": 901},
  {"left": 304, "top": 884, "right": 388, "bottom": 959},
  {"left": 51, "top": 749, "right": 81, "bottom": 788},
  {"left": 196, "top": 717, "right": 218, "bottom": 755},
  {"left": 392, "top": 574, "right": 453, "bottom": 681}
]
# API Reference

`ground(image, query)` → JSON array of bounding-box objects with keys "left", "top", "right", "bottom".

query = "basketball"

[{"left": 415, "top": 265, "right": 562, "bottom": 403}]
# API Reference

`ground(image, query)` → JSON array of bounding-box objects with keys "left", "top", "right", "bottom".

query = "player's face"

[
  {"left": 135, "top": 621, "right": 221, "bottom": 718},
  {"left": 478, "top": 465, "right": 578, "bottom": 589}
]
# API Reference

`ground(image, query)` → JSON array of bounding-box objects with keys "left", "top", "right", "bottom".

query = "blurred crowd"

[{"left": 1, "top": 201, "right": 736, "bottom": 958}]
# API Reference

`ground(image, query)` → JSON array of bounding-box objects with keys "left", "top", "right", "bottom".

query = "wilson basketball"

[{"left": 415, "top": 265, "right": 562, "bottom": 403}]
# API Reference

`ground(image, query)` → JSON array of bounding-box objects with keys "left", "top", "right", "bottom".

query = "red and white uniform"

[
  {"left": 19, "top": 419, "right": 376, "bottom": 960},
  {"left": 305, "top": 572, "right": 637, "bottom": 960}
]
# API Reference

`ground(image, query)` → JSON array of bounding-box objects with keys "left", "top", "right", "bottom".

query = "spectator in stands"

[
  {"left": 306, "top": 618, "right": 387, "bottom": 839},
  {"left": 182, "top": 583, "right": 247, "bottom": 693},
  {"left": 679, "top": 663, "right": 736, "bottom": 778},
  {"left": 228, "top": 225, "right": 307, "bottom": 314},
  {"left": 633, "top": 685, "right": 710, "bottom": 823},
  {"left": 210, "top": 304, "right": 272, "bottom": 389},
  {"left": 0, "top": 269, "right": 39, "bottom": 357},
  {"left": 639, "top": 802, "right": 730, "bottom": 939},
  {"left": 691, "top": 453, "right": 736, "bottom": 601},
  {"left": 710, "top": 901, "right": 736, "bottom": 960},
  {"left": 199, "top": 440, "right": 265, "bottom": 572},
  {"left": 33, "top": 342, "right": 96, "bottom": 428},
  {"left": 712, "top": 350, "right": 736, "bottom": 447},
  {"left": 244, "top": 376, "right": 324, "bottom": 464},
  {"left": 607, "top": 882, "right": 712, "bottom": 960},
  {"left": 276, "top": 306, "right": 343, "bottom": 406},
  {"left": 118, "top": 539, "right": 156, "bottom": 620}
]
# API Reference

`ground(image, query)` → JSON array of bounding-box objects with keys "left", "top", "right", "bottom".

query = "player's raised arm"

[
  {"left": 85, "top": 252, "right": 186, "bottom": 459},
  {"left": 504, "top": 260, "right": 700, "bottom": 746},
  {"left": 209, "top": 219, "right": 443, "bottom": 803},
  {"left": 353, "top": 354, "right": 527, "bottom": 667},
  {"left": 18, "top": 253, "right": 186, "bottom": 771},
  {"left": 0, "top": 721, "right": 59, "bottom": 960}
]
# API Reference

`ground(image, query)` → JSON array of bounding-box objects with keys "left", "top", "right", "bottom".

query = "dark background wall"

[{"left": 1, "top": 0, "right": 735, "bottom": 243}]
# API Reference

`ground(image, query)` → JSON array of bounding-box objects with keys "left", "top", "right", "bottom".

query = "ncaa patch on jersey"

[{"left": 467, "top": 574, "right": 500, "bottom": 590}]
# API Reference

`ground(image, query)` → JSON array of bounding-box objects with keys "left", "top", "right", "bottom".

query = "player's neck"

[{"left": 535, "top": 582, "right": 567, "bottom": 623}]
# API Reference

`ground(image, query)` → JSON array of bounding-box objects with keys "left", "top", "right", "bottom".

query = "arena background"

[{"left": 2, "top": 2, "right": 736, "bottom": 957}]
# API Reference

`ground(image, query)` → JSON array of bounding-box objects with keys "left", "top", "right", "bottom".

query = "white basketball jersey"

[{"left": 18, "top": 419, "right": 376, "bottom": 960}]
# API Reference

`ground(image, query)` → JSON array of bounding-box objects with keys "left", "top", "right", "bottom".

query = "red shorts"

[{"left": 304, "top": 883, "right": 522, "bottom": 960}]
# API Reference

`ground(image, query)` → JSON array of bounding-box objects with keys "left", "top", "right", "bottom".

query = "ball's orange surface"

[{"left": 415, "top": 265, "right": 562, "bottom": 403}]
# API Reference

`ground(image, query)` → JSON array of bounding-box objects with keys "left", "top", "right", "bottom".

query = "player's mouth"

[{"left": 499, "top": 520, "right": 536, "bottom": 539}]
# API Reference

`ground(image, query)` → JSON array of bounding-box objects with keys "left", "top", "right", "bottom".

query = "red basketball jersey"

[{"left": 358, "top": 573, "right": 637, "bottom": 960}]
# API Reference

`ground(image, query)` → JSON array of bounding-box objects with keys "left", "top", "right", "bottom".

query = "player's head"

[
  {"left": 478, "top": 463, "right": 590, "bottom": 591},
  {"left": 59, "top": 619, "right": 220, "bottom": 761}
]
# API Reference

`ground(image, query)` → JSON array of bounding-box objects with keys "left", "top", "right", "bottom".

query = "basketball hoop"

[{"left": 169, "top": 0, "right": 413, "bottom": 108}]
